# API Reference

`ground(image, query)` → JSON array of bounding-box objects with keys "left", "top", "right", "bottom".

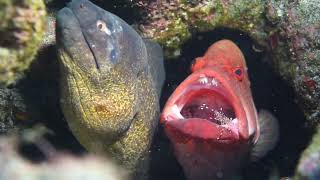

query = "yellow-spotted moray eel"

[{"left": 56, "top": 0, "right": 165, "bottom": 179}]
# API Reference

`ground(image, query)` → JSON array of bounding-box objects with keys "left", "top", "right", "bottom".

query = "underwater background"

[{"left": 0, "top": 0, "right": 319, "bottom": 179}]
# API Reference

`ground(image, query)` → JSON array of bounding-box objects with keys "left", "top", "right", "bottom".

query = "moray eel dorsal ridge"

[{"left": 56, "top": 0, "right": 165, "bottom": 178}]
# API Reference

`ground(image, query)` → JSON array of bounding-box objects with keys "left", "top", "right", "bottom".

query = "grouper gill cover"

[{"left": 56, "top": 0, "right": 165, "bottom": 179}]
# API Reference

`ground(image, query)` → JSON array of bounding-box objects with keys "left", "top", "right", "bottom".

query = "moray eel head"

[
  {"left": 56, "top": 0, "right": 148, "bottom": 146},
  {"left": 56, "top": 0, "right": 146, "bottom": 73}
]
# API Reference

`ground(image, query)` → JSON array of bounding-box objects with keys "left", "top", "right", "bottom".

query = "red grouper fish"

[{"left": 161, "top": 40, "right": 279, "bottom": 180}]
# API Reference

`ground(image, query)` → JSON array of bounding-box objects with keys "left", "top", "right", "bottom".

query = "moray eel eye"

[{"left": 96, "top": 20, "right": 111, "bottom": 35}]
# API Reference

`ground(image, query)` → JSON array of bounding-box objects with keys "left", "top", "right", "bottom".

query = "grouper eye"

[
  {"left": 96, "top": 20, "right": 111, "bottom": 35},
  {"left": 234, "top": 67, "right": 244, "bottom": 81},
  {"left": 235, "top": 68, "right": 242, "bottom": 76}
]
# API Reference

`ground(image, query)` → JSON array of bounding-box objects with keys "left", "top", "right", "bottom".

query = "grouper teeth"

[
  {"left": 198, "top": 77, "right": 208, "bottom": 84},
  {"left": 172, "top": 104, "right": 184, "bottom": 119},
  {"left": 211, "top": 78, "right": 218, "bottom": 86}
]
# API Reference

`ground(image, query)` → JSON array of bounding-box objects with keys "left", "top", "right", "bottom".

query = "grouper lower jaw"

[{"left": 56, "top": 0, "right": 165, "bottom": 179}]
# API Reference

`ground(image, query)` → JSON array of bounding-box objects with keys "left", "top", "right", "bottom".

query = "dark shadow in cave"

[
  {"left": 46, "top": 0, "right": 143, "bottom": 25},
  {"left": 150, "top": 28, "right": 312, "bottom": 180},
  {"left": 17, "top": 45, "right": 86, "bottom": 161}
]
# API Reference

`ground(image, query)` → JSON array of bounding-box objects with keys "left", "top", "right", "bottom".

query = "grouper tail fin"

[
  {"left": 251, "top": 110, "right": 280, "bottom": 161},
  {"left": 143, "top": 39, "right": 165, "bottom": 97}
]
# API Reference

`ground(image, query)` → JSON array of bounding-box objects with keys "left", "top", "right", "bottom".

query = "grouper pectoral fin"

[
  {"left": 143, "top": 39, "right": 165, "bottom": 97},
  {"left": 251, "top": 110, "right": 280, "bottom": 161}
]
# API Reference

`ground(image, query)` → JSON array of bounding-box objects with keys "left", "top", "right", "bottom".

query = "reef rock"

[
  {"left": 0, "top": 136, "right": 128, "bottom": 180},
  {"left": 0, "top": 0, "right": 46, "bottom": 86},
  {"left": 266, "top": 0, "right": 320, "bottom": 126}
]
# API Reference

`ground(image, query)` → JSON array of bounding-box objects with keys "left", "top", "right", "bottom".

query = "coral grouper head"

[{"left": 161, "top": 40, "right": 259, "bottom": 145}]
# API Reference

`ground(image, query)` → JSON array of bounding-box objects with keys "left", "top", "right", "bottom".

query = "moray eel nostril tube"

[{"left": 56, "top": 0, "right": 165, "bottom": 178}]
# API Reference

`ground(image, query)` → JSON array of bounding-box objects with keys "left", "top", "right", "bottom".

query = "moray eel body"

[
  {"left": 161, "top": 40, "right": 279, "bottom": 180},
  {"left": 56, "top": 0, "right": 165, "bottom": 178}
]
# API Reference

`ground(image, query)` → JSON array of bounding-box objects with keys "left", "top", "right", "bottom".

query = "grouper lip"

[{"left": 161, "top": 69, "right": 247, "bottom": 142}]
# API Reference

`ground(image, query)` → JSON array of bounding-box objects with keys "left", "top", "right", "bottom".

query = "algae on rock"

[
  {"left": 0, "top": 88, "right": 34, "bottom": 134},
  {"left": 0, "top": 0, "right": 46, "bottom": 86},
  {"left": 267, "top": 2, "right": 320, "bottom": 178},
  {"left": 139, "top": 0, "right": 267, "bottom": 57},
  {"left": 266, "top": 0, "right": 320, "bottom": 126}
]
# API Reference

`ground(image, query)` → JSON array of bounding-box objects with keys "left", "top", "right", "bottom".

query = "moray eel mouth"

[
  {"left": 161, "top": 70, "right": 245, "bottom": 142},
  {"left": 56, "top": 4, "right": 96, "bottom": 69}
]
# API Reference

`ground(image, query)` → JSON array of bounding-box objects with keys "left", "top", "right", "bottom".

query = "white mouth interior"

[{"left": 165, "top": 75, "right": 240, "bottom": 135}]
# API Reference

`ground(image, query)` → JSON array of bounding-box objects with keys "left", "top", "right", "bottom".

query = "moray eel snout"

[
  {"left": 56, "top": 0, "right": 165, "bottom": 178},
  {"left": 57, "top": 0, "right": 147, "bottom": 75}
]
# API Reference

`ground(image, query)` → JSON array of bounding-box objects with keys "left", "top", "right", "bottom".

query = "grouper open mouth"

[
  {"left": 160, "top": 40, "right": 280, "bottom": 180},
  {"left": 161, "top": 72, "right": 242, "bottom": 142}
]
